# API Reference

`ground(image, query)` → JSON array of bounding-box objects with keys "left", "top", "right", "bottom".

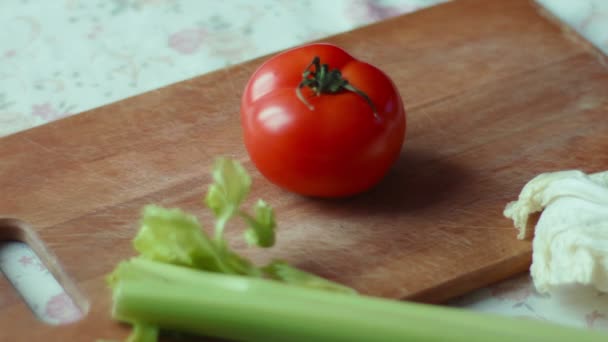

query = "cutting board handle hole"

[{"left": 0, "top": 218, "right": 88, "bottom": 325}]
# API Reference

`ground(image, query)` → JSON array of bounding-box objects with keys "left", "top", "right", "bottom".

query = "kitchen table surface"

[{"left": 1, "top": 0, "right": 607, "bottom": 333}]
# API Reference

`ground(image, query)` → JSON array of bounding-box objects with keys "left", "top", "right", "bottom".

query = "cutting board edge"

[
  {"left": 406, "top": 251, "right": 533, "bottom": 304},
  {"left": 532, "top": 1, "right": 608, "bottom": 68}
]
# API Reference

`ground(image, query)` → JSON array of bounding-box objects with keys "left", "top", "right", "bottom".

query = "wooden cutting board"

[{"left": 1, "top": 0, "right": 607, "bottom": 340}]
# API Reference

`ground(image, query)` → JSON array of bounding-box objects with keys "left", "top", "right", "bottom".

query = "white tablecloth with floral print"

[{"left": 1, "top": 0, "right": 607, "bottom": 333}]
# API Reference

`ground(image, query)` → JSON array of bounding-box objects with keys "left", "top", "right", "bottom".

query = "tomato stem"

[{"left": 296, "top": 56, "right": 379, "bottom": 119}]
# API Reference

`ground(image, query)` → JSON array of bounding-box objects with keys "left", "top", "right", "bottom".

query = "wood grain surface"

[{"left": 1, "top": 0, "right": 607, "bottom": 340}]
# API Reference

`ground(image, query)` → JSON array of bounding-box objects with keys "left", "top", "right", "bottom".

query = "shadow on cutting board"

[{"left": 319, "top": 147, "right": 473, "bottom": 215}]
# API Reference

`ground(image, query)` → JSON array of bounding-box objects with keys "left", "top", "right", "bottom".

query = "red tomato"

[{"left": 241, "top": 43, "right": 406, "bottom": 198}]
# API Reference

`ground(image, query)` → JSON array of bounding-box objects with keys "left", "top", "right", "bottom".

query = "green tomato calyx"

[{"left": 296, "top": 56, "right": 379, "bottom": 119}]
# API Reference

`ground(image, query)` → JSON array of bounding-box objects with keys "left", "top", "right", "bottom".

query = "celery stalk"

[{"left": 112, "top": 258, "right": 606, "bottom": 342}]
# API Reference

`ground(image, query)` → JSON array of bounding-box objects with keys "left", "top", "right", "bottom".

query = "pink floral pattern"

[
  {"left": 0, "top": 0, "right": 607, "bottom": 334},
  {"left": 348, "top": 0, "right": 426, "bottom": 23},
  {"left": 18, "top": 255, "right": 34, "bottom": 267},
  {"left": 17, "top": 255, "right": 48, "bottom": 272},
  {"left": 490, "top": 276, "right": 534, "bottom": 302},
  {"left": 86, "top": 25, "right": 104, "bottom": 40},
  {"left": 3, "top": 49, "right": 16, "bottom": 58},
  {"left": 31, "top": 103, "right": 71, "bottom": 121},
  {"left": 168, "top": 28, "right": 207, "bottom": 54},
  {"left": 0, "top": 242, "right": 83, "bottom": 324},
  {"left": 585, "top": 310, "right": 608, "bottom": 331},
  {"left": 44, "top": 293, "right": 82, "bottom": 324}
]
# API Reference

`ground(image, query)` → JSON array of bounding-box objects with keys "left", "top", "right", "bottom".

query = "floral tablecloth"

[{"left": 1, "top": 0, "right": 607, "bottom": 333}]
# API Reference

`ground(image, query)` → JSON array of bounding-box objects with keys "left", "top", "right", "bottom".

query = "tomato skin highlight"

[{"left": 241, "top": 43, "right": 406, "bottom": 198}]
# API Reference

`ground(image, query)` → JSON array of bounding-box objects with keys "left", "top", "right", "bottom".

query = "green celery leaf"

[
  {"left": 106, "top": 261, "right": 126, "bottom": 289},
  {"left": 263, "top": 261, "right": 358, "bottom": 294},
  {"left": 242, "top": 199, "right": 276, "bottom": 248},
  {"left": 133, "top": 205, "right": 224, "bottom": 272},
  {"left": 127, "top": 322, "right": 158, "bottom": 342},
  {"left": 224, "top": 249, "right": 262, "bottom": 277},
  {"left": 205, "top": 158, "right": 251, "bottom": 237}
]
